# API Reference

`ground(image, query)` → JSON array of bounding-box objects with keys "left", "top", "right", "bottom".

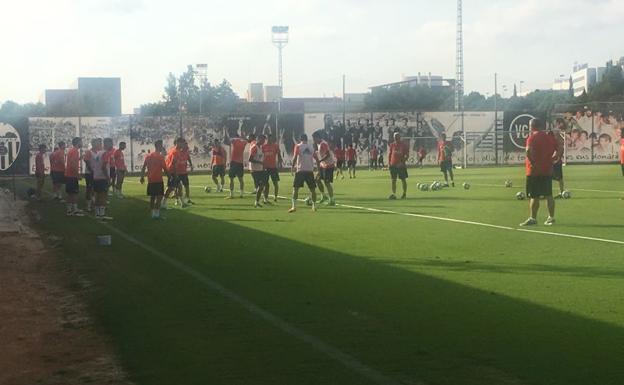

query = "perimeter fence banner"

[
  {"left": 0, "top": 117, "right": 29, "bottom": 176},
  {"left": 23, "top": 108, "right": 623, "bottom": 175}
]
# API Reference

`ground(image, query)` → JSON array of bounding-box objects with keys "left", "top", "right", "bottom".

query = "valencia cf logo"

[
  {"left": 508, "top": 114, "right": 536, "bottom": 150},
  {"left": 0, "top": 123, "right": 21, "bottom": 171}
]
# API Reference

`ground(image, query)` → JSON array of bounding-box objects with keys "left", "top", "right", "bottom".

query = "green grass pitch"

[{"left": 23, "top": 164, "right": 624, "bottom": 385}]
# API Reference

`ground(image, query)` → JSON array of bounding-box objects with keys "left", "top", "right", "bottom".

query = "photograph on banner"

[
  {"left": 277, "top": 113, "right": 304, "bottom": 166},
  {"left": 182, "top": 115, "right": 223, "bottom": 171},
  {"left": 28, "top": 117, "right": 78, "bottom": 174},
  {"left": 371, "top": 112, "right": 419, "bottom": 164},
  {"left": 130, "top": 116, "right": 180, "bottom": 171},
  {"left": 554, "top": 106, "right": 623, "bottom": 163},
  {"left": 0, "top": 118, "right": 28, "bottom": 175},
  {"left": 304, "top": 112, "right": 373, "bottom": 148}
]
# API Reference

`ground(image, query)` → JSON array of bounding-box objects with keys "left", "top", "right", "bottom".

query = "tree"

[{"left": 140, "top": 67, "right": 240, "bottom": 115}]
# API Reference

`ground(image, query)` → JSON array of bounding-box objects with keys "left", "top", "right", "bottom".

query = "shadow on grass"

[
  {"left": 379, "top": 257, "right": 624, "bottom": 279},
  {"left": 29, "top": 190, "right": 624, "bottom": 385}
]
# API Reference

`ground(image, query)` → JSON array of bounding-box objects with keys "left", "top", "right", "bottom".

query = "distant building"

[
  {"left": 247, "top": 83, "right": 264, "bottom": 102},
  {"left": 263, "top": 85, "right": 282, "bottom": 102},
  {"left": 370, "top": 73, "right": 454, "bottom": 92},
  {"left": 45, "top": 77, "right": 121, "bottom": 116},
  {"left": 44, "top": 89, "right": 79, "bottom": 116},
  {"left": 571, "top": 65, "right": 600, "bottom": 97}
]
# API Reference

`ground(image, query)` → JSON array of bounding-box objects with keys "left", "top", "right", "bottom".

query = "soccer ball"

[
  {"left": 416, "top": 183, "right": 422, "bottom": 190},
  {"left": 204, "top": 186, "right": 212, "bottom": 193},
  {"left": 516, "top": 191, "right": 526, "bottom": 200},
  {"left": 304, "top": 197, "right": 313, "bottom": 206},
  {"left": 420, "top": 184, "right": 430, "bottom": 191},
  {"left": 561, "top": 190, "right": 571, "bottom": 199},
  {"left": 430, "top": 182, "right": 441, "bottom": 191},
  {"left": 505, "top": 180, "right": 513, "bottom": 188},
  {"left": 463, "top": 182, "right": 470, "bottom": 190}
]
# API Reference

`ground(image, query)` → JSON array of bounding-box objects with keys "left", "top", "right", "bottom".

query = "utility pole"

[
  {"left": 342, "top": 75, "right": 346, "bottom": 131},
  {"left": 494, "top": 73, "right": 498, "bottom": 165}
]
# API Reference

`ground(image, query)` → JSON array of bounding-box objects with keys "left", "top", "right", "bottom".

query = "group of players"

[
  {"left": 34, "top": 137, "right": 129, "bottom": 220},
  {"left": 32, "top": 127, "right": 459, "bottom": 219}
]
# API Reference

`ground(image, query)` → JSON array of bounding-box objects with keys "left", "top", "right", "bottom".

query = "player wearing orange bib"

[
  {"left": 64, "top": 137, "right": 84, "bottom": 216},
  {"left": 162, "top": 138, "right": 185, "bottom": 209},
  {"left": 312, "top": 131, "right": 336, "bottom": 206},
  {"left": 262, "top": 134, "right": 282, "bottom": 203},
  {"left": 176, "top": 141, "right": 194, "bottom": 205},
  {"left": 346, "top": 144, "right": 356, "bottom": 179},
  {"left": 227, "top": 134, "right": 248, "bottom": 199},
  {"left": 388, "top": 132, "right": 409, "bottom": 200},
  {"left": 140, "top": 140, "right": 169, "bottom": 219},
  {"left": 113, "top": 142, "right": 127, "bottom": 198},
  {"left": 211, "top": 139, "right": 227, "bottom": 192}
]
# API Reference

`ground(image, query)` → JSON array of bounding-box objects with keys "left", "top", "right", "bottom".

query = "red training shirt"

[{"left": 525, "top": 130, "right": 557, "bottom": 176}]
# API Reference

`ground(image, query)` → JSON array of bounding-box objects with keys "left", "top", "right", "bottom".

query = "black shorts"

[
  {"left": 347, "top": 160, "right": 356, "bottom": 168},
  {"left": 229, "top": 161, "right": 244, "bottom": 178},
  {"left": 110, "top": 167, "right": 116, "bottom": 180},
  {"left": 552, "top": 162, "right": 563, "bottom": 181},
  {"left": 212, "top": 165, "right": 225, "bottom": 177},
  {"left": 51, "top": 171, "right": 65, "bottom": 185},
  {"left": 178, "top": 174, "right": 189, "bottom": 187},
  {"left": 167, "top": 175, "right": 178, "bottom": 188},
  {"left": 251, "top": 171, "right": 268, "bottom": 188},
  {"left": 336, "top": 160, "right": 345, "bottom": 169},
  {"left": 526, "top": 175, "right": 553, "bottom": 198},
  {"left": 147, "top": 182, "right": 165, "bottom": 197},
  {"left": 65, "top": 177, "right": 79, "bottom": 194},
  {"left": 440, "top": 160, "right": 453, "bottom": 173},
  {"left": 84, "top": 173, "right": 93, "bottom": 188},
  {"left": 390, "top": 166, "right": 408, "bottom": 180},
  {"left": 294, "top": 171, "right": 316, "bottom": 189},
  {"left": 320, "top": 167, "right": 335, "bottom": 183},
  {"left": 93, "top": 179, "right": 109, "bottom": 193},
  {"left": 265, "top": 168, "right": 280, "bottom": 183}
]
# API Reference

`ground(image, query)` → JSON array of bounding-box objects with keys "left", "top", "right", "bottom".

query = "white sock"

[
  {"left": 66, "top": 203, "right": 72, "bottom": 213},
  {"left": 72, "top": 203, "right": 78, "bottom": 212},
  {"left": 291, "top": 198, "right": 296, "bottom": 208}
]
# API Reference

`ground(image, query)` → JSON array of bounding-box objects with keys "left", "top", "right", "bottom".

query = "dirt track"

[{"left": 0, "top": 200, "right": 132, "bottom": 385}]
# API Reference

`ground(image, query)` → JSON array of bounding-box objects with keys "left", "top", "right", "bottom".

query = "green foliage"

[
  {"left": 140, "top": 66, "right": 240, "bottom": 116},
  {"left": 0, "top": 101, "right": 46, "bottom": 120},
  {"left": 589, "top": 65, "right": 624, "bottom": 102}
]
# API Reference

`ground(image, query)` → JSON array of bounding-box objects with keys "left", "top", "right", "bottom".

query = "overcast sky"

[{"left": 1, "top": 0, "right": 623, "bottom": 113}]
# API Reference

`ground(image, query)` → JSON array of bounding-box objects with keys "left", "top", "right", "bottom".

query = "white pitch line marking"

[
  {"left": 98, "top": 222, "right": 402, "bottom": 385},
  {"left": 128, "top": 180, "right": 624, "bottom": 246}
]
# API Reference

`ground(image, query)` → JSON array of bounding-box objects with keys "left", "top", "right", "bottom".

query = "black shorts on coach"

[
  {"left": 390, "top": 166, "right": 408, "bottom": 180},
  {"left": 526, "top": 175, "right": 553, "bottom": 198}
]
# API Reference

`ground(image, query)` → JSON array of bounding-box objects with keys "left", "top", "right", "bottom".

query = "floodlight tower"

[
  {"left": 271, "top": 26, "right": 289, "bottom": 98},
  {"left": 455, "top": 0, "right": 464, "bottom": 111},
  {"left": 455, "top": 0, "right": 466, "bottom": 168}
]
